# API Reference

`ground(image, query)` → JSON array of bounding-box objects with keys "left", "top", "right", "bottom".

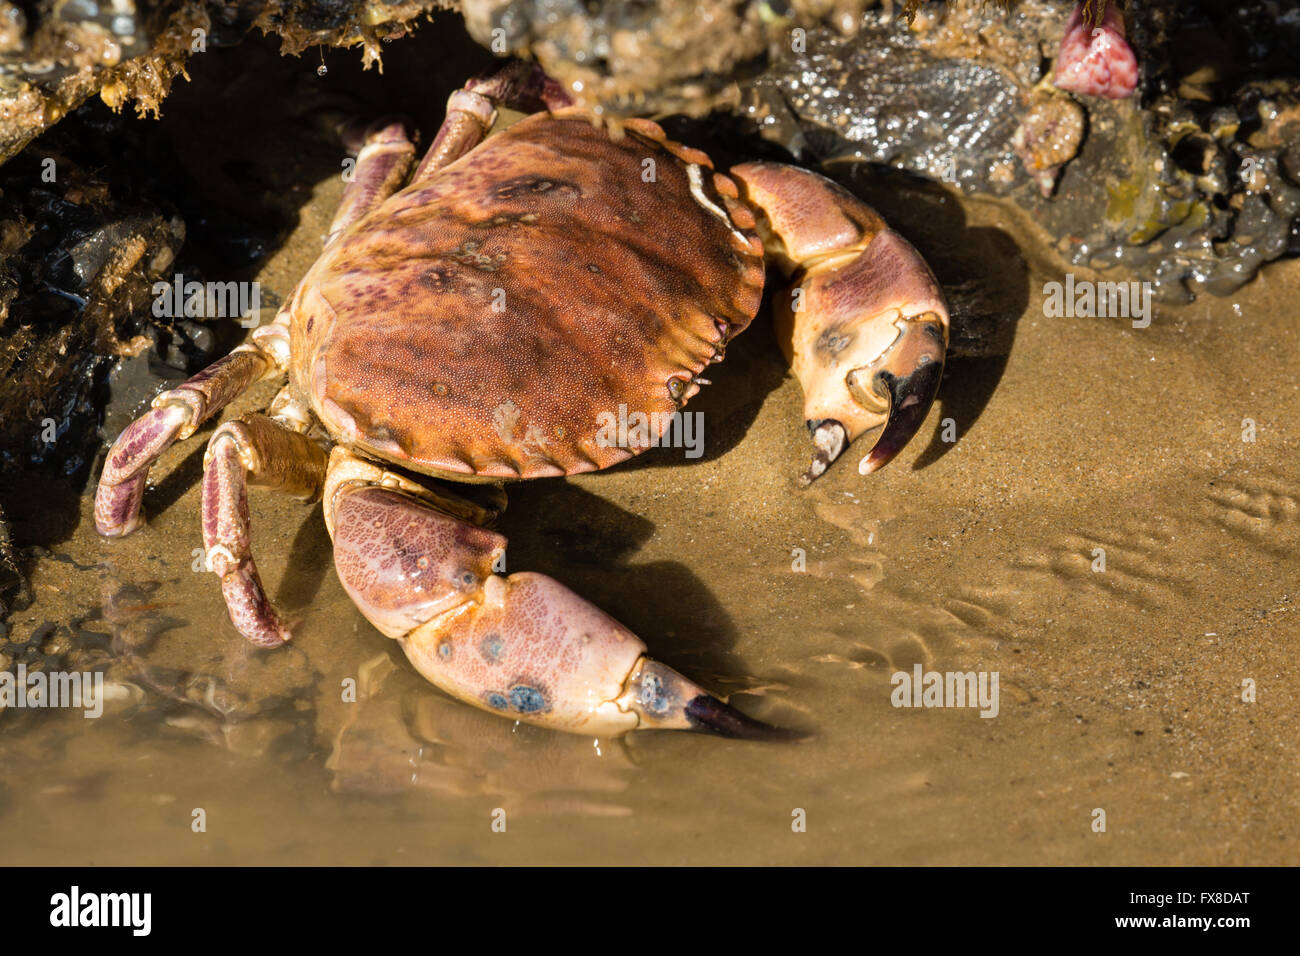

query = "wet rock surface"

[
  {"left": 0, "top": 0, "right": 210, "bottom": 164},
  {"left": 0, "top": 118, "right": 184, "bottom": 483},
  {"left": 0, "top": 1, "right": 877, "bottom": 166},
  {"left": 459, "top": 0, "right": 873, "bottom": 117},
  {"left": 754, "top": 0, "right": 1300, "bottom": 302},
  {"left": 0, "top": 1, "right": 458, "bottom": 166}
]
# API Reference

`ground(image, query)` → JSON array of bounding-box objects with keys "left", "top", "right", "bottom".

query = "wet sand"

[{"left": 1, "top": 39, "right": 1298, "bottom": 867}]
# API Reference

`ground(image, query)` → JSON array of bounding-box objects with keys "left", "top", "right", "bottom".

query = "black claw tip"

[
  {"left": 683, "top": 694, "right": 810, "bottom": 742},
  {"left": 860, "top": 354, "right": 945, "bottom": 474}
]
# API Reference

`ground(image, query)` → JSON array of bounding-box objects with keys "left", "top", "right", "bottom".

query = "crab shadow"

[
  {"left": 613, "top": 312, "right": 790, "bottom": 472},
  {"left": 818, "top": 162, "right": 1029, "bottom": 471},
  {"left": 498, "top": 481, "right": 747, "bottom": 681},
  {"left": 276, "top": 508, "right": 335, "bottom": 613}
]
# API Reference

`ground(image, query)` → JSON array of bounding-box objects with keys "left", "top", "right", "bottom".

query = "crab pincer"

[
  {"left": 326, "top": 480, "right": 799, "bottom": 740},
  {"left": 731, "top": 163, "right": 950, "bottom": 483}
]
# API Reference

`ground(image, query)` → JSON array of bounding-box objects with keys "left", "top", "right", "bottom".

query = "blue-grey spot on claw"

[
  {"left": 639, "top": 673, "right": 672, "bottom": 715},
  {"left": 509, "top": 684, "right": 548, "bottom": 713}
]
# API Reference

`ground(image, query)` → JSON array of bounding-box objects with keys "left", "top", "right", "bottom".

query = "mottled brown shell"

[{"left": 289, "top": 109, "right": 766, "bottom": 479}]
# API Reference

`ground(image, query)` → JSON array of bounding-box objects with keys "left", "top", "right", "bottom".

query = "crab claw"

[
  {"left": 850, "top": 314, "right": 947, "bottom": 476},
  {"left": 325, "top": 479, "right": 799, "bottom": 740},
  {"left": 730, "top": 162, "right": 950, "bottom": 483},
  {"left": 618, "top": 659, "right": 806, "bottom": 741}
]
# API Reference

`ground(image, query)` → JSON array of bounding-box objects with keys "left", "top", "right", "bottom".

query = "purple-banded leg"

[
  {"left": 95, "top": 323, "right": 290, "bottom": 537},
  {"left": 201, "top": 406, "right": 328, "bottom": 647},
  {"left": 730, "top": 162, "right": 950, "bottom": 483},
  {"left": 326, "top": 116, "right": 418, "bottom": 247},
  {"left": 409, "top": 60, "right": 574, "bottom": 185},
  {"left": 327, "top": 62, "right": 572, "bottom": 240},
  {"left": 102, "top": 104, "right": 411, "bottom": 541},
  {"left": 321, "top": 451, "right": 798, "bottom": 739}
]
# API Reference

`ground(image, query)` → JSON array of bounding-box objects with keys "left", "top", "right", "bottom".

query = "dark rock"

[{"left": 751, "top": 0, "right": 1300, "bottom": 302}]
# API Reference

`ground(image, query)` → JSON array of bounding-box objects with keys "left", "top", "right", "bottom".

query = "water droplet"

[{"left": 317, "top": 64, "right": 328, "bottom": 76}]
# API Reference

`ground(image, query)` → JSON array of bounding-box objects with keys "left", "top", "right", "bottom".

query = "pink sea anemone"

[{"left": 1053, "top": 2, "right": 1139, "bottom": 100}]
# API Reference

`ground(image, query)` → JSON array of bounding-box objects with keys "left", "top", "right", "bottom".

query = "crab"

[{"left": 93, "top": 61, "right": 950, "bottom": 740}]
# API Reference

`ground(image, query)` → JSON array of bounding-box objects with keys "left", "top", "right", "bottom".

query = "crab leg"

[
  {"left": 94, "top": 321, "right": 291, "bottom": 537},
  {"left": 100, "top": 106, "right": 416, "bottom": 539},
  {"left": 327, "top": 116, "right": 418, "bottom": 247},
  {"left": 201, "top": 408, "right": 328, "bottom": 647},
  {"left": 321, "top": 452, "right": 796, "bottom": 739},
  {"left": 409, "top": 60, "right": 573, "bottom": 185},
  {"left": 730, "top": 162, "right": 950, "bottom": 483}
]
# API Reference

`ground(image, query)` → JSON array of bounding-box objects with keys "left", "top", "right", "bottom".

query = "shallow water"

[{"left": 3, "top": 38, "right": 1299, "bottom": 866}]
